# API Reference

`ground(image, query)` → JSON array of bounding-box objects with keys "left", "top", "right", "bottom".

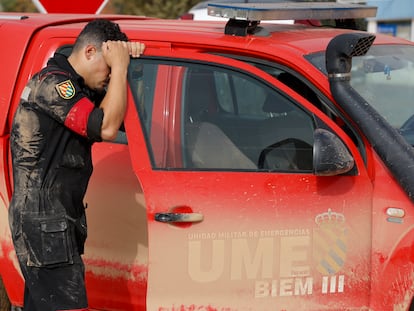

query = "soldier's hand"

[
  {"left": 128, "top": 42, "right": 145, "bottom": 58},
  {"left": 102, "top": 41, "right": 145, "bottom": 70},
  {"left": 102, "top": 40, "right": 130, "bottom": 71}
]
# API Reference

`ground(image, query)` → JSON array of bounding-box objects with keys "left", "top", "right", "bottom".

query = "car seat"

[{"left": 185, "top": 122, "right": 257, "bottom": 169}]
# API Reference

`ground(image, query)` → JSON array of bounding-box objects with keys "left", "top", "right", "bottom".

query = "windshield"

[{"left": 307, "top": 45, "right": 414, "bottom": 146}]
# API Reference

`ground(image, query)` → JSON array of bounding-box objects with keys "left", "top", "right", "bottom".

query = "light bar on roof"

[{"left": 207, "top": 2, "right": 377, "bottom": 21}]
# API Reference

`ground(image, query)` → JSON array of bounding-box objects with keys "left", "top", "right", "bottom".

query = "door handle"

[{"left": 155, "top": 212, "right": 204, "bottom": 223}]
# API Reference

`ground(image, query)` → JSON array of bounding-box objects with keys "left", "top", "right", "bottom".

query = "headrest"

[{"left": 262, "top": 92, "right": 294, "bottom": 113}]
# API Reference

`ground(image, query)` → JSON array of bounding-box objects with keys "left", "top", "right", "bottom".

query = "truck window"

[
  {"left": 240, "top": 60, "right": 366, "bottom": 163},
  {"left": 128, "top": 59, "right": 315, "bottom": 172}
]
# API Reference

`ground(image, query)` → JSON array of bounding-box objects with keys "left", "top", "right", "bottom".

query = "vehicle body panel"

[
  {"left": 124, "top": 50, "right": 374, "bottom": 310},
  {"left": 0, "top": 12, "right": 413, "bottom": 310}
]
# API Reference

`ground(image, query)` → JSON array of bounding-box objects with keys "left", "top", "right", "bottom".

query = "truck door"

[{"left": 124, "top": 51, "right": 374, "bottom": 310}]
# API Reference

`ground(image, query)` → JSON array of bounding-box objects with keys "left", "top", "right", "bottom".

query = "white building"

[{"left": 367, "top": 0, "right": 414, "bottom": 41}]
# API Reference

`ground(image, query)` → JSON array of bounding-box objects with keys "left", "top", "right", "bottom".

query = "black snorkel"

[{"left": 326, "top": 33, "right": 414, "bottom": 203}]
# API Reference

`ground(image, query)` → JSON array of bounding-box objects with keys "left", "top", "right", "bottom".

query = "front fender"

[{"left": 374, "top": 226, "right": 414, "bottom": 310}]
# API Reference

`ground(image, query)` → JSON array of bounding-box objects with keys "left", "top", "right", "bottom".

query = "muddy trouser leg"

[
  {"left": 19, "top": 255, "right": 88, "bottom": 311},
  {"left": 16, "top": 212, "right": 88, "bottom": 311},
  {"left": 22, "top": 282, "right": 34, "bottom": 311}
]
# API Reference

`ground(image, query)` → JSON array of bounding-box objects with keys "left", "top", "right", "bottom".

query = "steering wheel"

[{"left": 258, "top": 138, "right": 313, "bottom": 170}]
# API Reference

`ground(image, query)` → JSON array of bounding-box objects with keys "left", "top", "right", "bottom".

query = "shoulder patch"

[{"left": 56, "top": 80, "right": 75, "bottom": 99}]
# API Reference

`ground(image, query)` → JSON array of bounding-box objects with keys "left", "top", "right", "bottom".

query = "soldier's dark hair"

[{"left": 72, "top": 19, "right": 128, "bottom": 53}]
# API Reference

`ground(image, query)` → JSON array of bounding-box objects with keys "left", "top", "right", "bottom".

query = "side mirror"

[{"left": 313, "top": 128, "right": 354, "bottom": 176}]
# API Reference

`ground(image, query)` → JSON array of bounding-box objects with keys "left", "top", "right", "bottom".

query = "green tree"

[
  {"left": 0, "top": 0, "right": 37, "bottom": 12},
  {"left": 0, "top": 0, "right": 201, "bottom": 16},
  {"left": 110, "top": 0, "right": 201, "bottom": 18}
]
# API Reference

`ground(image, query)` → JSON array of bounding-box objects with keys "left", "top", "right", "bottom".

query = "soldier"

[{"left": 8, "top": 19, "right": 145, "bottom": 311}]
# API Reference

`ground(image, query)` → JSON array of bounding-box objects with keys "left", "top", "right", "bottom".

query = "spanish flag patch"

[{"left": 56, "top": 80, "right": 75, "bottom": 99}]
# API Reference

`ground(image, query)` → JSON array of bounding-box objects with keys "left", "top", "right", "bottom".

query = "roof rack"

[{"left": 207, "top": 2, "right": 377, "bottom": 36}]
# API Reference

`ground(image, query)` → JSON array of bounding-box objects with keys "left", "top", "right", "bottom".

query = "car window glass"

[
  {"left": 238, "top": 58, "right": 366, "bottom": 162},
  {"left": 128, "top": 62, "right": 158, "bottom": 133},
  {"left": 215, "top": 73, "right": 268, "bottom": 116},
  {"left": 128, "top": 59, "right": 315, "bottom": 172}
]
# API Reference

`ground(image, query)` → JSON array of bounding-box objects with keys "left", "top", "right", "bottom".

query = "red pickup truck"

[{"left": 1, "top": 3, "right": 414, "bottom": 310}]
